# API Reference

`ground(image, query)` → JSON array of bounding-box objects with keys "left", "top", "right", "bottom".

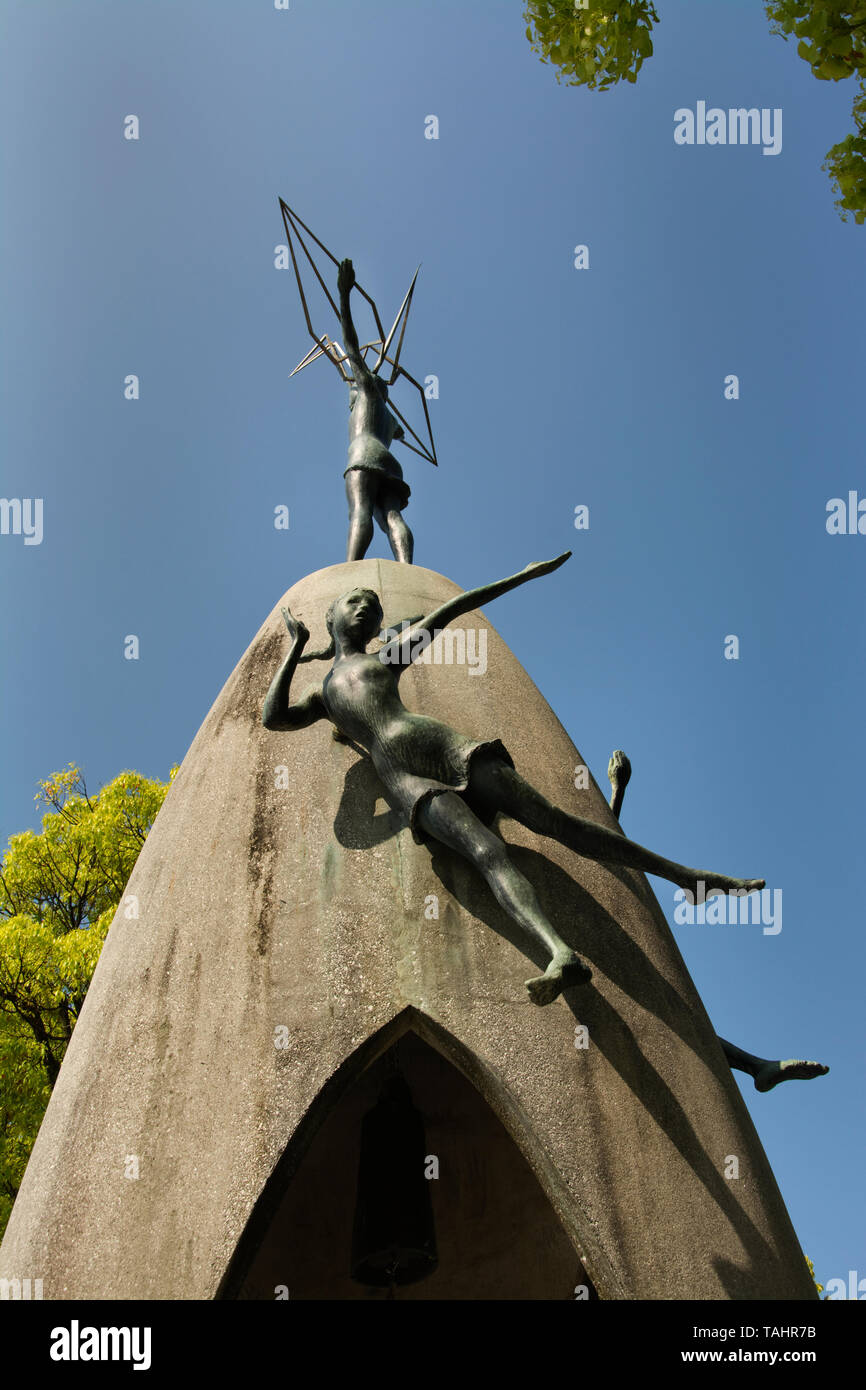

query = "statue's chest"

[{"left": 323, "top": 657, "right": 393, "bottom": 725}]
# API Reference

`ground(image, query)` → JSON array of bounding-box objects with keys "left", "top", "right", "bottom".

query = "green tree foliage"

[
  {"left": 766, "top": 0, "right": 866, "bottom": 81},
  {"left": 0, "top": 764, "right": 174, "bottom": 1238},
  {"left": 523, "top": 1, "right": 659, "bottom": 91},
  {"left": 805, "top": 1254, "right": 825, "bottom": 1294},
  {"left": 766, "top": 1, "right": 866, "bottom": 222},
  {"left": 523, "top": 1, "right": 866, "bottom": 222}
]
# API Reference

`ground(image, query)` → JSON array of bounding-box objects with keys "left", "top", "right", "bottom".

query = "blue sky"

[{"left": 1, "top": 0, "right": 863, "bottom": 1294}]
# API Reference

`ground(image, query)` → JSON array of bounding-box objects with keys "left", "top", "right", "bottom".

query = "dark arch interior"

[{"left": 229, "top": 1031, "right": 596, "bottom": 1300}]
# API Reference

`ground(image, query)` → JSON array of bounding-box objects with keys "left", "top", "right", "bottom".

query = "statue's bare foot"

[
  {"left": 755, "top": 1059, "right": 829, "bottom": 1093},
  {"left": 526, "top": 951, "right": 591, "bottom": 1007},
  {"left": 693, "top": 874, "right": 765, "bottom": 898}
]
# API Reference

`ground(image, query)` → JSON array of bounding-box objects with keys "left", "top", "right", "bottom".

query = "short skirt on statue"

[
  {"left": 369, "top": 721, "right": 514, "bottom": 845},
  {"left": 344, "top": 440, "right": 411, "bottom": 509}
]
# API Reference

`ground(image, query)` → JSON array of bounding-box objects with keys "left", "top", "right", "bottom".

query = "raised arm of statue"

[
  {"left": 337, "top": 258, "right": 373, "bottom": 386},
  {"left": 262, "top": 608, "right": 328, "bottom": 732},
  {"left": 378, "top": 552, "right": 572, "bottom": 670}
]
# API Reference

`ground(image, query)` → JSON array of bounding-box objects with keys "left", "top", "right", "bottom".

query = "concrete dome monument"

[{"left": 0, "top": 212, "right": 824, "bottom": 1301}]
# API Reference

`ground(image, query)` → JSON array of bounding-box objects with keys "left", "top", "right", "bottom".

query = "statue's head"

[
  {"left": 372, "top": 374, "right": 389, "bottom": 400},
  {"left": 326, "top": 588, "right": 383, "bottom": 645}
]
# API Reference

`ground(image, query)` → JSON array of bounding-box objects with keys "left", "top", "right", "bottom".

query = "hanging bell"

[{"left": 350, "top": 1071, "right": 438, "bottom": 1287}]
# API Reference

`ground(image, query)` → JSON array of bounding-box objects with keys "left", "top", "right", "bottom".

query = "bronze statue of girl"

[
  {"left": 339, "top": 259, "right": 414, "bottom": 563},
  {"left": 262, "top": 551, "right": 766, "bottom": 1006}
]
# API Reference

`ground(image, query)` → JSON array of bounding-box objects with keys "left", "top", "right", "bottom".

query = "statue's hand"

[
  {"left": 608, "top": 749, "right": 632, "bottom": 787},
  {"left": 281, "top": 607, "right": 310, "bottom": 647},
  {"left": 338, "top": 258, "right": 355, "bottom": 296},
  {"left": 523, "top": 551, "right": 571, "bottom": 575}
]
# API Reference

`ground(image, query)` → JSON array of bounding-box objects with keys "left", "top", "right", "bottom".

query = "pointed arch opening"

[{"left": 218, "top": 1016, "right": 598, "bottom": 1300}]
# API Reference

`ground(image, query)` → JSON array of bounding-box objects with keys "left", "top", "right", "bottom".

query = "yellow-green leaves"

[
  {"left": 523, "top": 0, "right": 660, "bottom": 93},
  {"left": 766, "top": 2, "right": 866, "bottom": 221},
  {"left": 0, "top": 763, "right": 172, "bottom": 1239},
  {"left": 823, "top": 82, "right": 866, "bottom": 220},
  {"left": 805, "top": 1254, "right": 825, "bottom": 1294},
  {"left": 767, "top": 1, "right": 866, "bottom": 81}
]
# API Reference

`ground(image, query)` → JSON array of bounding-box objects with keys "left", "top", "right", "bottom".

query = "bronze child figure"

[
  {"left": 262, "top": 551, "right": 766, "bottom": 1007},
  {"left": 339, "top": 259, "right": 414, "bottom": 563}
]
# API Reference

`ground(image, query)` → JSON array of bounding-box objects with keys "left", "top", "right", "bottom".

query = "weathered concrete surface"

[{"left": 0, "top": 561, "right": 816, "bottom": 1299}]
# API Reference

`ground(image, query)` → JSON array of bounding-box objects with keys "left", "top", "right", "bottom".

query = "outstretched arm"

[
  {"left": 377, "top": 552, "right": 572, "bottom": 668},
  {"left": 338, "top": 259, "right": 374, "bottom": 387},
  {"left": 262, "top": 608, "right": 328, "bottom": 731}
]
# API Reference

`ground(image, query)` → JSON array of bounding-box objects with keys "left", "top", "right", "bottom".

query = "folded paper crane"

[{"left": 279, "top": 199, "right": 437, "bottom": 467}]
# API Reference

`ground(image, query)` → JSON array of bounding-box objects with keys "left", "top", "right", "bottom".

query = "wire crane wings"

[{"left": 278, "top": 199, "right": 438, "bottom": 467}]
